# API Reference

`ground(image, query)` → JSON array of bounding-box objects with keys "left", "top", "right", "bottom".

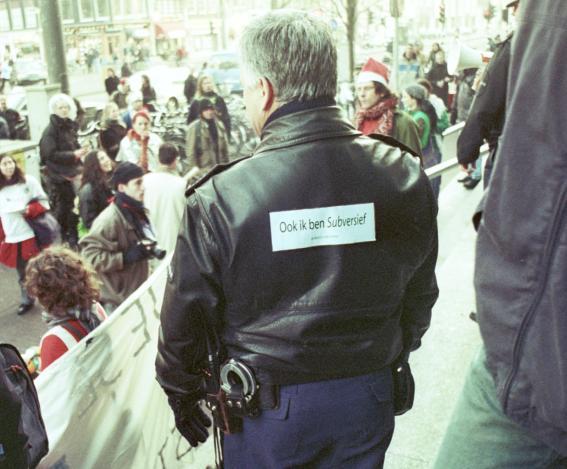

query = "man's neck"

[{"left": 157, "top": 164, "right": 179, "bottom": 176}]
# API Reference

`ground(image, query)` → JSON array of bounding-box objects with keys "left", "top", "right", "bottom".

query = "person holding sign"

[{"left": 156, "top": 10, "right": 438, "bottom": 468}]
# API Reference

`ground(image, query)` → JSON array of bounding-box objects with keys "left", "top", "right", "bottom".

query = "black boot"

[{"left": 17, "top": 281, "right": 35, "bottom": 315}]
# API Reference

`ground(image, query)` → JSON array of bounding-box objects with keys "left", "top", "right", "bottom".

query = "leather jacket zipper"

[{"left": 501, "top": 184, "right": 567, "bottom": 412}]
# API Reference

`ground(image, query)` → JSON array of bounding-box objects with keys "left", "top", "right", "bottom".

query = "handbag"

[
  {"left": 392, "top": 360, "right": 415, "bottom": 416},
  {"left": 24, "top": 199, "right": 61, "bottom": 249}
]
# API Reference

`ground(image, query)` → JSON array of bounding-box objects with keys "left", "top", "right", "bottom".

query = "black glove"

[
  {"left": 123, "top": 242, "right": 150, "bottom": 265},
  {"left": 169, "top": 399, "right": 212, "bottom": 447}
]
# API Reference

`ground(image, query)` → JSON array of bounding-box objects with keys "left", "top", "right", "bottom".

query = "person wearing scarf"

[
  {"left": 116, "top": 111, "right": 162, "bottom": 172},
  {"left": 79, "top": 162, "right": 156, "bottom": 311},
  {"left": 185, "top": 98, "right": 229, "bottom": 171},
  {"left": 355, "top": 58, "right": 422, "bottom": 156},
  {"left": 24, "top": 246, "right": 107, "bottom": 371}
]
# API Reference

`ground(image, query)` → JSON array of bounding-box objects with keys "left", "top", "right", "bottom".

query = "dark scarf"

[
  {"left": 114, "top": 191, "right": 149, "bottom": 235},
  {"left": 355, "top": 96, "right": 398, "bottom": 136},
  {"left": 205, "top": 118, "right": 220, "bottom": 162}
]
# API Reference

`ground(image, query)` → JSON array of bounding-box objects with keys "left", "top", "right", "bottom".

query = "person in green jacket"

[{"left": 403, "top": 84, "right": 442, "bottom": 198}]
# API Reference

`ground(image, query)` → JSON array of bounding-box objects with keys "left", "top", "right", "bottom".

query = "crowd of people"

[
  {"left": 7, "top": 2, "right": 566, "bottom": 468},
  {"left": 0, "top": 66, "right": 236, "bottom": 372}
]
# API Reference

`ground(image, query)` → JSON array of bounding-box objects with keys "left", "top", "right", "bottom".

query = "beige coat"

[
  {"left": 185, "top": 118, "right": 229, "bottom": 170},
  {"left": 79, "top": 203, "right": 149, "bottom": 308}
]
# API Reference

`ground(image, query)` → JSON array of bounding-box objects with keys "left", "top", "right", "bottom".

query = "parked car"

[
  {"left": 203, "top": 51, "right": 242, "bottom": 96},
  {"left": 13, "top": 59, "right": 47, "bottom": 86}
]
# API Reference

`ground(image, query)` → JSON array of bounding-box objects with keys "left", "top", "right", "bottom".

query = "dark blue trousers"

[{"left": 223, "top": 368, "right": 394, "bottom": 468}]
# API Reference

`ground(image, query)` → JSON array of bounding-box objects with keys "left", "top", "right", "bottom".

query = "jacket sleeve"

[
  {"left": 155, "top": 193, "right": 224, "bottom": 402},
  {"left": 187, "top": 100, "right": 199, "bottom": 125},
  {"left": 79, "top": 215, "right": 125, "bottom": 273},
  {"left": 399, "top": 219, "right": 439, "bottom": 358},
  {"left": 395, "top": 112, "right": 423, "bottom": 158},
  {"left": 216, "top": 96, "right": 231, "bottom": 136},
  {"left": 39, "top": 128, "right": 77, "bottom": 167},
  {"left": 78, "top": 185, "right": 98, "bottom": 229},
  {"left": 185, "top": 122, "right": 199, "bottom": 169},
  {"left": 456, "top": 39, "right": 510, "bottom": 165},
  {"left": 218, "top": 122, "right": 230, "bottom": 164}
]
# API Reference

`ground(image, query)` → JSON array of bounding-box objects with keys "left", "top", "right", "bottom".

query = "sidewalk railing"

[{"left": 426, "top": 120, "right": 489, "bottom": 179}]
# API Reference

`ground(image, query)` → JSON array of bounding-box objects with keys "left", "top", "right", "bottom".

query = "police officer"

[
  {"left": 457, "top": 0, "right": 519, "bottom": 189},
  {"left": 156, "top": 10, "right": 438, "bottom": 468}
]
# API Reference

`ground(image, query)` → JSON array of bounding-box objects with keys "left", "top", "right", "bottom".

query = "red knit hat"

[{"left": 356, "top": 58, "right": 390, "bottom": 86}]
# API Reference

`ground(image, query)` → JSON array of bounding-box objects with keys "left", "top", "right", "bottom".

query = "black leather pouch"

[{"left": 392, "top": 361, "right": 415, "bottom": 416}]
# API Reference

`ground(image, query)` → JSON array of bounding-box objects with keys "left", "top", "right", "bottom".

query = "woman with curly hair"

[
  {"left": 77, "top": 150, "right": 114, "bottom": 231},
  {"left": 0, "top": 153, "right": 49, "bottom": 315},
  {"left": 25, "top": 246, "right": 107, "bottom": 371}
]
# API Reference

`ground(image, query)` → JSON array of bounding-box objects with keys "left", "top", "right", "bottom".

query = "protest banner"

[{"left": 35, "top": 258, "right": 215, "bottom": 468}]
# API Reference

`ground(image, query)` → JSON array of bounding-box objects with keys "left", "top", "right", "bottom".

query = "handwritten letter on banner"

[{"left": 35, "top": 257, "right": 216, "bottom": 469}]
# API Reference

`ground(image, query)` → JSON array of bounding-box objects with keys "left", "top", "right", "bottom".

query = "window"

[
  {"left": 23, "top": 0, "right": 38, "bottom": 28},
  {"left": 80, "top": 0, "right": 94, "bottom": 21},
  {"left": 59, "top": 0, "right": 75, "bottom": 22},
  {"left": 95, "top": 0, "right": 109, "bottom": 18},
  {"left": 10, "top": 2, "right": 24, "bottom": 30},
  {"left": 0, "top": 1, "right": 10, "bottom": 31}
]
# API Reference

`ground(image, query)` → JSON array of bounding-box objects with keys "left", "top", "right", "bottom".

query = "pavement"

[{"left": 385, "top": 172, "right": 483, "bottom": 468}]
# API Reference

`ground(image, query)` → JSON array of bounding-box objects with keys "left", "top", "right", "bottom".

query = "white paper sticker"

[{"left": 270, "top": 203, "right": 376, "bottom": 252}]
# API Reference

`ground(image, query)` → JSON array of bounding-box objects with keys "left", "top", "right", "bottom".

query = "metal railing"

[{"left": 425, "top": 122, "right": 489, "bottom": 179}]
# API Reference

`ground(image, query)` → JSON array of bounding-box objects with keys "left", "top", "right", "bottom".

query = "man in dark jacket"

[
  {"left": 39, "top": 94, "right": 87, "bottom": 248},
  {"left": 156, "top": 10, "right": 438, "bottom": 467},
  {"left": 104, "top": 68, "right": 120, "bottom": 96},
  {"left": 434, "top": 1, "right": 567, "bottom": 466},
  {"left": 456, "top": 0, "right": 518, "bottom": 189},
  {"left": 0, "top": 94, "right": 23, "bottom": 139}
]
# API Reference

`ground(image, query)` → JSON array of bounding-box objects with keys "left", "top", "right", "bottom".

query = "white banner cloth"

[{"left": 35, "top": 257, "right": 215, "bottom": 468}]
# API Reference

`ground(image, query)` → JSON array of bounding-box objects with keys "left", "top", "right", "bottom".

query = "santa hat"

[{"left": 356, "top": 58, "right": 390, "bottom": 86}]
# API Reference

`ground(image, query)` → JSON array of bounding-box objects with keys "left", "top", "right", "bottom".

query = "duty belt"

[{"left": 205, "top": 358, "right": 279, "bottom": 434}]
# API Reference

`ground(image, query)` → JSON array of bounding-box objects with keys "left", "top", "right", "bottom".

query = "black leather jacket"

[{"left": 156, "top": 105, "right": 438, "bottom": 402}]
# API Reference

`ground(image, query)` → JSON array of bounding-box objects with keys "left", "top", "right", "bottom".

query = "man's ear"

[{"left": 258, "top": 77, "right": 276, "bottom": 111}]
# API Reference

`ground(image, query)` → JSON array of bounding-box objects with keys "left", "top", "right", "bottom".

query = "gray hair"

[
  {"left": 240, "top": 10, "right": 337, "bottom": 103},
  {"left": 48, "top": 93, "right": 77, "bottom": 120}
]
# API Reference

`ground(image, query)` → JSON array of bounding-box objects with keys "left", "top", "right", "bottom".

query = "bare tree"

[{"left": 331, "top": 0, "right": 359, "bottom": 82}]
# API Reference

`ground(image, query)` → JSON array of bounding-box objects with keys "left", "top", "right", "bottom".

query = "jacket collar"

[{"left": 255, "top": 105, "right": 361, "bottom": 156}]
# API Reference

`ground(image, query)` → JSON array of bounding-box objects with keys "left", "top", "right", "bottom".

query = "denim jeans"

[{"left": 433, "top": 347, "right": 567, "bottom": 469}]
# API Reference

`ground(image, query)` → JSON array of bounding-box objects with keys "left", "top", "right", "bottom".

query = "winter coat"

[
  {"left": 99, "top": 121, "right": 127, "bottom": 160},
  {"left": 156, "top": 104, "right": 438, "bottom": 399},
  {"left": 457, "top": 35, "right": 511, "bottom": 166},
  {"left": 104, "top": 76, "right": 120, "bottom": 96},
  {"left": 474, "top": 0, "right": 567, "bottom": 455},
  {"left": 79, "top": 203, "right": 149, "bottom": 307},
  {"left": 358, "top": 109, "right": 422, "bottom": 157},
  {"left": 187, "top": 93, "right": 231, "bottom": 137},
  {"left": 143, "top": 169, "right": 187, "bottom": 254},
  {"left": 77, "top": 182, "right": 112, "bottom": 229},
  {"left": 141, "top": 85, "right": 156, "bottom": 105},
  {"left": 116, "top": 132, "right": 162, "bottom": 172},
  {"left": 185, "top": 118, "right": 229, "bottom": 170},
  {"left": 39, "top": 114, "right": 81, "bottom": 182},
  {"left": 427, "top": 63, "right": 450, "bottom": 106}
]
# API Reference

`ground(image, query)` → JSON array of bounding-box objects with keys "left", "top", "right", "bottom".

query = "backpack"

[{"left": 0, "top": 343, "right": 48, "bottom": 468}]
